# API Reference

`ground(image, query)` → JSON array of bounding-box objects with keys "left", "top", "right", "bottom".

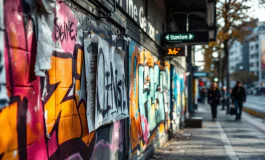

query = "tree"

[
  {"left": 210, "top": 1, "right": 255, "bottom": 84},
  {"left": 231, "top": 71, "right": 258, "bottom": 85},
  {"left": 219, "top": 0, "right": 256, "bottom": 93},
  {"left": 203, "top": 0, "right": 256, "bottom": 109},
  {"left": 260, "top": 0, "right": 265, "bottom": 6}
]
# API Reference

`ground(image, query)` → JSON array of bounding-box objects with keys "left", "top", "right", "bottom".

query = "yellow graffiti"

[{"left": 45, "top": 48, "right": 91, "bottom": 145}]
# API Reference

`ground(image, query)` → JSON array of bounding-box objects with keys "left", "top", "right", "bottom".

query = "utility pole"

[
  {"left": 186, "top": 13, "right": 194, "bottom": 117},
  {"left": 218, "top": 51, "right": 221, "bottom": 86}
]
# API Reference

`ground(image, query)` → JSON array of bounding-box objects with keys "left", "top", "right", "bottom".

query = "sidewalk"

[{"left": 149, "top": 104, "right": 265, "bottom": 160}]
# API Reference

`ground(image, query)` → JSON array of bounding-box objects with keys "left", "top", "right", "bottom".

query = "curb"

[{"left": 243, "top": 107, "right": 265, "bottom": 118}]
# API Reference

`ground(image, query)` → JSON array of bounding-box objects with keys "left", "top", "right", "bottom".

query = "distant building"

[
  {"left": 228, "top": 21, "right": 265, "bottom": 87},
  {"left": 229, "top": 41, "right": 244, "bottom": 74},
  {"left": 247, "top": 22, "right": 265, "bottom": 87}
]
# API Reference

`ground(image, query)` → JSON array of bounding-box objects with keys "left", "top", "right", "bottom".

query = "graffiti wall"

[
  {"left": 0, "top": 0, "right": 126, "bottom": 160},
  {"left": 170, "top": 66, "right": 178, "bottom": 123},
  {"left": 0, "top": 0, "right": 186, "bottom": 159},
  {"left": 84, "top": 35, "right": 128, "bottom": 132},
  {"left": 0, "top": 0, "right": 8, "bottom": 109},
  {"left": 128, "top": 40, "right": 171, "bottom": 157},
  {"left": 171, "top": 66, "right": 185, "bottom": 125}
]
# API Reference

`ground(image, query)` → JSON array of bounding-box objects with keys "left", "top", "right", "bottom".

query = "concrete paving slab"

[{"left": 149, "top": 104, "right": 265, "bottom": 160}]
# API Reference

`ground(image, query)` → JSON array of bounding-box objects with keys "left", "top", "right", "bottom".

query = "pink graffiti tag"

[{"left": 53, "top": 0, "right": 77, "bottom": 53}]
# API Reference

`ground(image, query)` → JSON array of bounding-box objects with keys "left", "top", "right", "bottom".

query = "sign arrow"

[
  {"left": 165, "top": 35, "right": 169, "bottom": 40},
  {"left": 189, "top": 34, "right": 194, "bottom": 40}
]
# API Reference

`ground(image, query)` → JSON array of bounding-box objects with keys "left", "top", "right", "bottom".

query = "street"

[{"left": 245, "top": 95, "right": 265, "bottom": 113}]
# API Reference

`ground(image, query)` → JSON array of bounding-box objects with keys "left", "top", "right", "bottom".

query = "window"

[
  {"left": 257, "top": 62, "right": 259, "bottom": 67},
  {"left": 250, "top": 63, "right": 254, "bottom": 67},
  {"left": 256, "top": 44, "right": 259, "bottom": 49},
  {"left": 251, "top": 46, "right": 254, "bottom": 50}
]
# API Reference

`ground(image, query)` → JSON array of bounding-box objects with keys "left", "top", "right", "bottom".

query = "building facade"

[
  {"left": 228, "top": 21, "right": 265, "bottom": 87},
  {"left": 248, "top": 22, "right": 265, "bottom": 87},
  {"left": 229, "top": 41, "right": 244, "bottom": 74}
]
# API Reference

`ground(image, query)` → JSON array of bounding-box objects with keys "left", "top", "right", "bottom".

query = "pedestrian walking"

[
  {"left": 231, "top": 81, "right": 246, "bottom": 121},
  {"left": 208, "top": 82, "right": 221, "bottom": 121},
  {"left": 200, "top": 87, "right": 207, "bottom": 104},
  {"left": 221, "top": 86, "right": 228, "bottom": 110}
]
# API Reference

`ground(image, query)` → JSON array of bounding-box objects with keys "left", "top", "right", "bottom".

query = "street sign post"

[{"left": 163, "top": 31, "right": 209, "bottom": 44}]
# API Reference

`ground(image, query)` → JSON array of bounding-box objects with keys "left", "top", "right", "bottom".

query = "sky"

[
  {"left": 250, "top": 1, "right": 265, "bottom": 22},
  {"left": 195, "top": 2, "right": 265, "bottom": 68}
]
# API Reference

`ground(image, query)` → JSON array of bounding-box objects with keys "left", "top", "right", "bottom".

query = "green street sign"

[
  {"left": 165, "top": 33, "right": 195, "bottom": 41},
  {"left": 163, "top": 31, "right": 209, "bottom": 44}
]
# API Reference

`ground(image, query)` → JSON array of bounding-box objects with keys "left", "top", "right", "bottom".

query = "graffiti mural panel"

[
  {"left": 171, "top": 66, "right": 182, "bottom": 123},
  {"left": 128, "top": 40, "right": 170, "bottom": 157},
  {"left": 84, "top": 33, "right": 97, "bottom": 132},
  {"left": 0, "top": 0, "right": 8, "bottom": 109},
  {"left": 95, "top": 38, "right": 128, "bottom": 130}
]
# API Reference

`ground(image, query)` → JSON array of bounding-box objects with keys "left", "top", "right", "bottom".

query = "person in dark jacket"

[
  {"left": 200, "top": 88, "right": 207, "bottom": 104},
  {"left": 208, "top": 82, "right": 221, "bottom": 121},
  {"left": 231, "top": 81, "right": 246, "bottom": 121},
  {"left": 221, "top": 86, "right": 228, "bottom": 110}
]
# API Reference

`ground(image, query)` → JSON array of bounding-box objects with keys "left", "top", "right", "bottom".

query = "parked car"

[
  {"left": 259, "top": 88, "right": 265, "bottom": 95},
  {"left": 253, "top": 88, "right": 259, "bottom": 95},
  {"left": 247, "top": 87, "right": 259, "bottom": 95},
  {"left": 254, "top": 88, "right": 265, "bottom": 95},
  {"left": 247, "top": 88, "right": 253, "bottom": 95}
]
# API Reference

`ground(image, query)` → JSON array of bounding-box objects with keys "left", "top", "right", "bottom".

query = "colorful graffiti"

[
  {"left": 0, "top": 0, "right": 187, "bottom": 159},
  {"left": 0, "top": 0, "right": 125, "bottom": 160},
  {"left": 128, "top": 40, "right": 170, "bottom": 157},
  {"left": 84, "top": 35, "right": 128, "bottom": 132},
  {"left": 170, "top": 67, "right": 186, "bottom": 126},
  {"left": 0, "top": 0, "right": 9, "bottom": 109},
  {"left": 95, "top": 38, "right": 128, "bottom": 130}
]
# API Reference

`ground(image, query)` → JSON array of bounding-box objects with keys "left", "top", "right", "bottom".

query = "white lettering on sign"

[
  {"left": 171, "top": 35, "right": 188, "bottom": 40},
  {"left": 134, "top": 5, "right": 138, "bottom": 22},
  {"left": 139, "top": 7, "right": 146, "bottom": 32},
  {"left": 148, "top": 21, "right": 155, "bottom": 40},
  {"left": 128, "top": 0, "right": 134, "bottom": 18},
  {"left": 121, "top": 0, "right": 157, "bottom": 41},
  {"left": 167, "top": 34, "right": 195, "bottom": 41}
]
